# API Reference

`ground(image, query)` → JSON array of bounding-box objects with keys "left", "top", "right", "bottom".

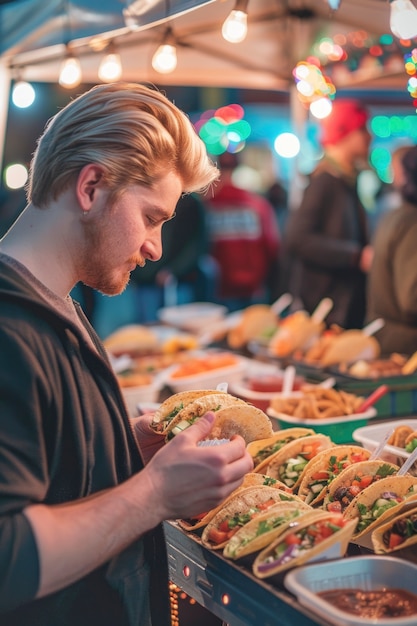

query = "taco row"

[{"left": 175, "top": 424, "right": 417, "bottom": 578}]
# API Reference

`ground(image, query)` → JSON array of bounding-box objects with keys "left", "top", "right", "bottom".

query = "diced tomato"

[
  {"left": 285, "top": 533, "right": 302, "bottom": 545},
  {"left": 258, "top": 498, "right": 278, "bottom": 511},
  {"left": 357, "top": 475, "right": 373, "bottom": 489},
  {"left": 351, "top": 452, "right": 368, "bottom": 463},
  {"left": 389, "top": 533, "right": 404, "bottom": 550},
  {"left": 218, "top": 519, "right": 231, "bottom": 533},
  {"left": 349, "top": 485, "right": 361, "bottom": 497},
  {"left": 302, "top": 441, "right": 321, "bottom": 460},
  {"left": 311, "top": 471, "right": 329, "bottom": 481},
  {"left": 327, "top": 501, "right": 342, "bottom": 513},
  {"left": 207, "top": 528, "right": 229, "bottom": 545},
  {"left": 318, "top": 524, "right": 336, "bottom": 538}
]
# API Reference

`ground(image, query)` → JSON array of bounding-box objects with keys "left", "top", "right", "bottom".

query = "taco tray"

[
  {"left": 164, "top": 520, "right": 337, "bottom": 626},
  {"left": 287, "top": 362, "right": 417, "bottom": 418},
  {"left": 353, "top": 419, "right": 417, "bottom": 472}
]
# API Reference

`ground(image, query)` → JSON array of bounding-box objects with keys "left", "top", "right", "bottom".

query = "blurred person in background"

[
  {"left": 285, "top": 99, "right": 373, "bottom": 329},
  {"left": 0, "top": 82, "right": 253, "bottom": 626},
  {"left": 130, "top": 191, "right": 218, "bottom": 321},
  {"left": 367, "top": 144, "right": 417, "bottom": 355},
  {"left": 205, "top": 151, "right": 281, "bottom": 312}
]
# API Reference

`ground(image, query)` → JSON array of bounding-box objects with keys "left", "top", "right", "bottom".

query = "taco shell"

[
  {"left": 296, "top": 445, "right": 372, "bottom": 506},
  {"left": 252, "top": 510, "right": 356, "bottom": 578},
  {"left": 200, "top": 485, "right": 306, "bottom": 550},
  {"left": 247, "top": 428, "right": 315, "bottom": 470},
  {"left": 343, "top": 474, "right": 417, "bottom": 541},
  {"left": 371, "top": 500, "right": 417, "bottom": 554},
  {"left": 322, "top": 459, "right": 400, "bottom": 514},
  {"left": 223, "top": 500, "right": 313, "bottom": 560},
  {"left": 177, "top": 472, "right": 291, "bottom": 531},
  {"left": 151, "top": 389, "right": 226, "bottom": 433},
  {"left": 261, "top": 434, "right": 333, "bottom": 491}
]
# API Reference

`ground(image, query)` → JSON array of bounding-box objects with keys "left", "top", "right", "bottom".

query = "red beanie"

[{"left": 320, "top": 99, "right": 369, "bottom": 146}]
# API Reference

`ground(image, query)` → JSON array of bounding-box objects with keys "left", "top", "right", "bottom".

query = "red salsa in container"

[{"left": 247, "top": 374, "right": 304, "bottom": 393}]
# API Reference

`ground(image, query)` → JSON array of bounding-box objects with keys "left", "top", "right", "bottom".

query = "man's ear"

[{"left": 76, "top": 164, "right": 104, "bottom": 210}]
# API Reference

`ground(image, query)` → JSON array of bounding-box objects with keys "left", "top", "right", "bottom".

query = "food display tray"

[
  {"left": 164, "top": 521, "right": 338, "bottom": 626},
  {"left": 290, "top": 363, "right": 417, "bottom": 418}
]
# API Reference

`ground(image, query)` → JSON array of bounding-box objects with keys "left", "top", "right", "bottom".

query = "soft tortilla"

[
  {"left": 247, "top": 428, "right": 315, "bottom": 469},
  {"left": 177, "top": 472, "right": 292, "bottom": 531},
  {"left": 296, "top": 445, "right": 372, "bottom": 506},
  {"left": 223, "top": 500, "right": 313, "bottom": 560},
  {"left": 371, "top": 501, "right": 417, "bottom": 553},
  {"left": 322, "top": 459, "right": 400, "bottom": 513},
  {"left": 151, "top": 389, "right": 226, "bottom": 430},
  {"left": 261, "top": 434, "right": 333, "bottom": 491},
  {"left": 252, "top": 510, "right": 356, "bottom": 578},
  {"left": 343, "top": 474, "right": 417, "bottom": 540},
  {"left": 200, "top": 486, "right": 304, "bottom": 550}
]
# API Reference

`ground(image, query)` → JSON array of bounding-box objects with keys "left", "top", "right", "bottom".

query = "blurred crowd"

[{"left": 3, "top": 97, "right": 417, "bottom": 355}]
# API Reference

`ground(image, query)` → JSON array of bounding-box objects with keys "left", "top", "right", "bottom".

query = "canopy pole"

[{"left": 0, "top": 60, "right": 11, "bottom": 177}]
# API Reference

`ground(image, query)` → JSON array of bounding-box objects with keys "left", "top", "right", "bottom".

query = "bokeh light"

[
  {"left": 274, "top": 133, "right": 300, "bottom": 158},
  {"left": 4, "top": 163, "right": 28, "bottom": 189}
]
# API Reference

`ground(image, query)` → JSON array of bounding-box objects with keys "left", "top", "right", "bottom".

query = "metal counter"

[{"left": 164, "top": 520, "right": 336, "bottom": 626}]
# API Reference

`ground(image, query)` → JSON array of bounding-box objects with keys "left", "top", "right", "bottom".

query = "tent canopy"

[{"left": 0, "top": 0, "right": 407, "bottom": 92}]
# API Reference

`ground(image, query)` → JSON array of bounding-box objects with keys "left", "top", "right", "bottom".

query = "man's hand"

[{"left": 141, "top": 411, "right": 254, "bottom": 522}]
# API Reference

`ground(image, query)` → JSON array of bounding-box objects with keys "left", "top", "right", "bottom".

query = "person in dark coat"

[
  {"left": 0, "top": 82, "right": 253, "bottom": 626},
  {"left": 367, "top": 144, "right": 417, "bottom": 355},
  {"left": 285, "top": 99, "right": 373, "bottom": 329}
]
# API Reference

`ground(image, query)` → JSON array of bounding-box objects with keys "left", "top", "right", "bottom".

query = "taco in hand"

[
  {"left": 296, "top": 445, "right": 371, "bottom": 506},
  {"left": 343, "top": 474, "right": 417, "bottom": 540},
  {"left": 252, "top": 511, "right": 356, "bottom": 579},
  {"left": 223, "top": 500, "right": 312, "bottom": 560},
  {"left": 322, "top": 460, "right": 399, "bottom": 514},
  {"left": 151, "top": 389, "right": 273, "bottom": 443},
  {"left": 371, "top": 501, "right": 417, "bottom": 553},
  {"left": 200, "top": 486, "right": 305, "bottom": 550}
]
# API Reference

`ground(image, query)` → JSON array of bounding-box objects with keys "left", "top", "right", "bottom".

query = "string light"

[
  {"left": 152, "top": 28, "right": 177, "bottom": 74},
  {"left": 389, "top": 0, "right": 417, "bottom": 40},
  {"left": 12, "top": 80, "right": 35, "bottom": 108},
  {"left": 222, "top": 0, "right": 249, "bottom": 44},
  {"left": 98, "top": 42, "right": 122, "bottom": 82},
  {"left": 59, "top": 49, "right": 82, "bottom": 88}
]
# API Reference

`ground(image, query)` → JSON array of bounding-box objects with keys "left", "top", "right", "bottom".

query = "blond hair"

[{"left": 27, "top": 82, "right": 219, "bottom": 206}]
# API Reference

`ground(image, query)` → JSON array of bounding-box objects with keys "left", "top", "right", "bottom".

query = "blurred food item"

[
  {"left": 316, "top": 330, "right": 380, "bottom": 368},
  {"left": 402, "top": 350, "right": 417, "bottom": 375},
  {"left": 340, "top": 353, "right": 407, "bottom": 379},
  {"left": 169, "top": 352, "right": 240, "bottom": 379},
  {"left": 297, "top": 324, "right": 344, "bottom": 363},
  {"left": 246, "top": 373, "right": 304, "bottom": 393},
  {"left": 117, "top": 372, "right": 153, "bottom": 388},
  {"left": 103, "top": 324, "right": 159, "bottom": 356},
  {"left": 269, "top": 387, "right": 365, "bottom": 420},
  {"left": 268, "top": 310, "right": 325, "bottom": 358},
  {"left": 227, "top": 304, "right": 278, "bottom": 349}
]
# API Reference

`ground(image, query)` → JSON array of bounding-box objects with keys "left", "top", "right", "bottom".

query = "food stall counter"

[{"left": 164, "top": 520, "right": 336, "bottom": 626}]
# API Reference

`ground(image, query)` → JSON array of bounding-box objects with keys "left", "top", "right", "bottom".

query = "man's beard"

[{"left": 78, "top": 219, "right": 144, "bottom": 296}]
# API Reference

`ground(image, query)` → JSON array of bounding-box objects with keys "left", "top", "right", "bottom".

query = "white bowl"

[
  {"left": 157, "top": 302, "right": 228, "bottom": 332},
  {"left": 267, "top": 406, "right": 377, "bottom": 444},
  {"left": 285, "top": 556, "right": 417, "bottom": 626},
  {"left": 353, "top": 419, "right": 417, "bottom": 469},
  {"left": 161, "top": 354, "right": 248, "bottom": 393},
  {"left": 121, "top": 380, "right": 163, "bottom": 417}
]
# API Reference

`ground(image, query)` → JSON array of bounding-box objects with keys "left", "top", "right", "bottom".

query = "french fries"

[{"left": 269, "top": 388, "right": 365, "bottom": 420}]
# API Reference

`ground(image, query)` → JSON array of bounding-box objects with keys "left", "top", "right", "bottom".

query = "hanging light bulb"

[
  {"left": 222, "top": 0, "right": 249, "bottom": 44},
  {"left": 390, "top": 0, "right": 417, "bottom": 40},
  {"left": 59, "top": 50, "right": 82, "bottom": 88},
  {"left": 152, "top": 29, "right": 177, "bottom": 74},
  {"left": 12, "top": 79, "right": 36, "bottom": 108},
  {"left": 98, "top": 42, "right": 122, "bottom": 82}
]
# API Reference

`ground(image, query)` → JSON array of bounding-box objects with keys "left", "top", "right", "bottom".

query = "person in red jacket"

[{"left": 206, "top": 151, "right": 281, "bottom": 312}]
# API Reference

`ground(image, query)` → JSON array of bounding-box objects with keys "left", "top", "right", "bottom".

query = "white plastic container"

[
  {"left": 285, "top": 555, "right": 417, "bottom": 626},
  {"left": 353, "top": 419, "right": 417, "bottom": 466}
]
